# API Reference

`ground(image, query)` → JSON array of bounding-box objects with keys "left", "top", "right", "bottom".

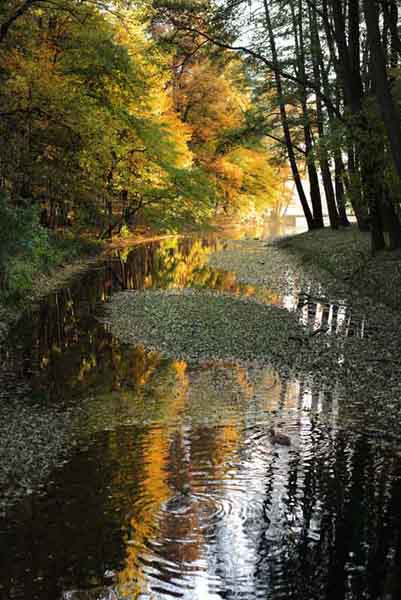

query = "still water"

[{"left": 1, "top": 223, "right": 401, "bottom": 600}]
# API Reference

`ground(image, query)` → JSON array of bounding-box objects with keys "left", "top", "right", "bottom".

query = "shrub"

[
  {"left": 0, "top": 193, "right": 101, "bottom": 303},
  {"left": 0, "top": 194, "right": 50, "bottom": 296}
]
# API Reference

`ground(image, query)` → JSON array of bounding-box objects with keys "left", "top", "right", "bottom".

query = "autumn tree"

[{"left": 152, "top": 0, "right": 401, "bottom": 251}]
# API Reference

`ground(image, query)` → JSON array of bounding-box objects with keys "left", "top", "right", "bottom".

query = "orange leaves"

[
  {"left": 169, "top": 55, "right": 285, "bottom": 218},
  {"left": 0, "top": 0, "right": 286, "bottom": 230},
  {"left": 175, "top": 61, "right": 244, "bottom": 147}
]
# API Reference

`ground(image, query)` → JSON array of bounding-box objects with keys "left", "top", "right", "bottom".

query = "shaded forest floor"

[{"left": 278, "top": 225, "right": 401, "bottom": 311}]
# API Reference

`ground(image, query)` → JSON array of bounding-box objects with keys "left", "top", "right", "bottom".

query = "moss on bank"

[{"left": 277, "top": 226, "right": 401, "bottom": 310}]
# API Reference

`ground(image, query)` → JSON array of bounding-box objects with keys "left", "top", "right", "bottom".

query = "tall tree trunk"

[
  {"left": 308, "top": 2, "right": 339, "bottom": 229},
  {"left": 382, "top": 187, "right": 401, "bottom": 249},
  {"left": 382, "top": 0, "right": 401, "bottom": 67},
  {"left": 329, "top": 0, "right": 363, "bottom": 113},
  {"left": 360, "top": 124, "right": 386, "bottom": 253},
  {"left": 303, "top": 109, "right": 324, "bottom": 227},
  {"left": 263, "top": 0, "right": 315, "bottom": 230},
  {"left": 321, "top": 0, "right": 365, "bottom": 227},
  {"left": 363, "top": 0, "right": 401, "bottom": 180},
  {"left": 328, "top": 0, "right": 385, "bottom": 246},
  {"left": 347, "top": 144, "right": 370, "bottom": 230},
  {"left": 362, "top": 0, "right": 401, "bottom": 250},
  {"left": 292, "top": 0, "right": 324, "bottom": 227},
  {"left": 334, "top": 153, "right": 350, "bottom": 226}
]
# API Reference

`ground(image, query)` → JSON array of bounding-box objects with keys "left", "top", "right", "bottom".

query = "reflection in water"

[
  {"left": 295, "top": 292, "right": 368, "bottom": 339},
  {"left": 0, "top": 233, "right": 400, "bottom": 600}
]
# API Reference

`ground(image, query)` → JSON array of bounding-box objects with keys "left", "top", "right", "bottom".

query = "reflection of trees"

[
  {"left": 115, "top": 362, "right": 247, "bottom": 598},
  {"left": 5, "top": 236, "right": 285, "bottom": 407},
  {"left": 115, "top": 367, "right": 309, "bottom": 598},
  {"left": 297, "top": 291, "right": 368, "bottom": 338},
  {"left": 0, "top": 425, "right": 145, "bottom": 600},
  {"left": 3, "top": 234, "right": 369, "bottom": 410},
  {"left": 254, "top": 411, "right": 401, "bottom": 600},
  {"left": 3, "top": 350, "right": 401, "bottom": 600},
  {"left": 0, "top": 239, "right": 228, "bottom": 394},
  {"left": 114, "top": 360, "right": 192, "bottom": 597}
]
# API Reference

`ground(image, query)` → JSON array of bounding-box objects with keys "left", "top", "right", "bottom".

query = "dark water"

[{"left": 1, "top": 228, "right": 401, "bottom": 600}]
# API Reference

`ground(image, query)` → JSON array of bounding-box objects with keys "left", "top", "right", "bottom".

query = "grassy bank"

[
  {"left": 0, "top": 233, "right": 103, "bottom": 339},
  {"left": 277, "top": 226, "right": 401, "bottom": 310}
]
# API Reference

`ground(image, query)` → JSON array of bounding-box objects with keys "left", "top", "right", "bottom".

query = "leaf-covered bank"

[
  {"left": 278, "top": 226, "right": 401, "bottom": 311},
  {"left": 103, "top": 288, "right": 306, "bottom": 369}
]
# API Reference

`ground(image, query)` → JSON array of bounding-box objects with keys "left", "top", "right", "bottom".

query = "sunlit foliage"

[{"left": 0, "top": 0, "right": 282, "bottom": 251}]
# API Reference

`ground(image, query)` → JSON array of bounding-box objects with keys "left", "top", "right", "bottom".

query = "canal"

[{"left": 1, "top": 223, "right": 400, "bottom": 600}]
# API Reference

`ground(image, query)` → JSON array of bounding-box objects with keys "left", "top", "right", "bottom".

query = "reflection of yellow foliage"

[
  {"left": 136, "top": 351, "right": 160, "bottom": 387},
  {"left": 174, "top": 360, "right": 187, "bottom": 378},
  {"left": 117, "top": 419, "right": 172, "bottom": 597},
  {"left": 41, "top": 356, "right": 49, "bottom": 368},
  {"left": 77, "top": 355, "right": 97, "bottom": 382},
  {"left": 215, "top": 421, "right": 240, "bottom": 450},
  {"left": 111, "top": 362, "right": 307, "bottom": 596},
  {"left": 117, "top": 360, "right": 189, "bottom": 597},
  {"left": 108, "top": 237, "right": 286, "bottom": 305},
  {"left": 235, "top": 367, "right": 255, "bottom": 400}
]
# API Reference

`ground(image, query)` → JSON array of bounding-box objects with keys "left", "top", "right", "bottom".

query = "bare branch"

[{"left": 166, "top": 21, "right": 342, "bottom": 120}]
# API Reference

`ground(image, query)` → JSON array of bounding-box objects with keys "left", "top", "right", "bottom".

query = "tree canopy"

[
  {"left": 150, "top": 0, "right": 401, "bottom": 250},
  {"left": 2, "top": 0, "right": 401, "bottom": 291},
  {"left": 0, "top": 0, "right": 282, "bottom": 250}
]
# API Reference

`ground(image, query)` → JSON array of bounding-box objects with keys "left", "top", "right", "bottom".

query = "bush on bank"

[{"left": 0, "top": 193, "right": 101, "bottom": 305}]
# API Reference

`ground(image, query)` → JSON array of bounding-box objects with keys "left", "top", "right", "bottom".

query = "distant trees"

[
  {"left": 172, "top": 58, "right": 282, "bottom": 215},
  {"left": 153, "top": 0, "right": 401, "bottom": 251}
]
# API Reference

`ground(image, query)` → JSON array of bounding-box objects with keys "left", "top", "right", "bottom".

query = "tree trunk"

[
  {"left": 328, "top": 0, "right": 385, "bottom": 247},
  {"left": 334, "top": 154, "right": 350, "bottom": 226},
  {"left": 347, "top": 145, "right": 370, "bottom": 231},
  {"left": 0, "top": 0, "right": 39, "bottom": 44},
  {"left": 292, "top": 0, "right": 324, "bottom": 227},
  {"left": 308, "top": 2, "right": 339, "bottom": 229},
  {"left": 263, "top": 0, "right": 315, "bottom": 230},
  {"left": 381, "top": 188, "right": 401, "bottom": 250},
  {"left": 382, "top": 0, "right": 401, "bottom": 67},
  {"left": 363, "top": 0, "right": 401, "bottom": 181},
  {"left": 303, "top": 109, "right": 324, "bottom": 227},
  {"left": 321, "top": 160, "right": 340, "bottom": 229},
  {"left": 360, "top": 132, "right": 386, "bottom": 253}
]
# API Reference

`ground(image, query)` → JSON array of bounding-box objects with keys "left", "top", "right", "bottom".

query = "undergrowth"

[{"left": 0, "top": 193, "right": 101, "bottom": 305}]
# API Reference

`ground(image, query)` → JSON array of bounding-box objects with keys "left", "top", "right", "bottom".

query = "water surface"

[{"left": 1, "top": 225, "right": 401, "bottom": 600}]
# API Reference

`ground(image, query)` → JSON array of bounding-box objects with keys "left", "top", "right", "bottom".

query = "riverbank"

[
  {"left": 0, "top": 229, "right": 195, "bottom": 342},
  {"left": 0, "top": 236, "right": 103, "bottom": 342},
  {"left": 277, "top": 225, "right": 401, "bottom": 310}
]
